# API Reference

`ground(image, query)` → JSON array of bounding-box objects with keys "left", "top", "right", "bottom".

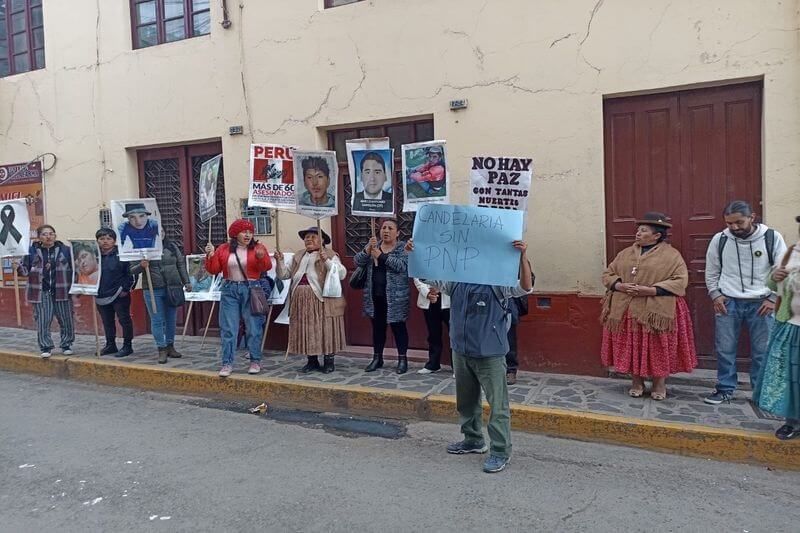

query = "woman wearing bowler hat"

[
  {"left": 600, "top": 212, "right": 697, "bottom": 400},
  {"left": 274, "top": 226, "right": 347, "bottom": 373}
]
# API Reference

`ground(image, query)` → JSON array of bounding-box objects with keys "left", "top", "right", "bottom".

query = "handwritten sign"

[
  {"left": 409, "top": 204, "right": 523, "bottom": 286},
  {"left": 469, "top": 156, "right": 532, "bottom": 211}
]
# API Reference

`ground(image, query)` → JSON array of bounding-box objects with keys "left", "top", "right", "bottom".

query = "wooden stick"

[
  {"left": 201, "top": 301, "right": 216, "bottom": 348},
  {"left": 182, "top": 301, "right": 194, "bottom": 342},
  {"left": 144, "top": 264, "right": 158, "bottom": 314},
  {"left": 274, "top": 210, "right": 281, "bottom": 251},
  {"left": 12, "top": 264, "right": 21, "bottom": 326},
  {"left": 92, "top": 296, "right": 100, "bottom": 357},
  {"left": 260, "top": 305, "right": 273, "bottom": 352},
  {"left": 208, "top": 221, "right": 212, "bottom": 245},
  {"left": 316, "top": 219, "right": 325, "bottom": 355}
]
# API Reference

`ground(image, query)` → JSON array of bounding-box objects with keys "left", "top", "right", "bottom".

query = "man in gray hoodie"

[{"left": 704, "top": 200, "right": 788, "bottom": 404}]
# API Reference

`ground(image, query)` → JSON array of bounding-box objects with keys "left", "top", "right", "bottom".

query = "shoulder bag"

[{"left": 234, "top": 248, "right": 269, "bottom": 316}]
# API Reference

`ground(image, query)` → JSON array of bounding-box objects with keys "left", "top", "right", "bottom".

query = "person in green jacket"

[{"left": 131, "top": 239, "right": 191, "bottom": 363}]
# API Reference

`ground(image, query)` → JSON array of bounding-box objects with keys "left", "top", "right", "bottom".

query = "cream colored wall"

[{"left": 0, "top": 0, "right": 798, "bottom": 294}]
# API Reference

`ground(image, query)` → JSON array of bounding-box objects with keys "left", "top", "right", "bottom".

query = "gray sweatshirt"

[{"left": 704, "top": 224, "right": 787, "bottom": 302}]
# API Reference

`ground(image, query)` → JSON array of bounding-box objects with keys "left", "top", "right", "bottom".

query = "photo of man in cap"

[
  {"left": 117, "top": 202, "right": 159, "bottom": 249},
  {"left": 406, "top": 145, "right": 446, "bottom": 197}
]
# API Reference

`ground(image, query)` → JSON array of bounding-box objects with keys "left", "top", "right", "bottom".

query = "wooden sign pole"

[
  {"left": 92, "top": 296, "right": 100, "bottom": 357},
  {"left": 182, "top": 301, "right": 194, "bottom": 342},
  {"left": 144, "top": 264, "right": 158, "bottom": 314},
  {"left": 201, "top": 301, "right": 216, "bottom": 348},
  {"left": 260, "top": 305, "right": 273, "bottom": 353},
  {"left": 12, "top": 263, "right": 21, "bottom": 326}
]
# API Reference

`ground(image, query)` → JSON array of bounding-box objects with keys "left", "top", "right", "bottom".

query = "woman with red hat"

[
  {"left": 205, "top": 219, "right": 272, "bottom": 377},
  {"left": 600, "top": 212, "right": 697, "bottom": 400}
]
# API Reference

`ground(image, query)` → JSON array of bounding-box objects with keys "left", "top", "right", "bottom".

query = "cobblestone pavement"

[{"left": 0, "top": 327, "right": 782, "bottom": 434}]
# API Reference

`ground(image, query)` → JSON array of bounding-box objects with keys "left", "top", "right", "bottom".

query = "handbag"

[
  {"left": 165, "top": 285, "right": 186, "bottom": 307},
  {"left": 234, "top": 248, "right": 269, "bottom": 316},
  {"left": 323, "top": 263, "right": 343, "bottom": 298},
  {"left": 349, "top": 265, "right": 367, "bottom": 290}
]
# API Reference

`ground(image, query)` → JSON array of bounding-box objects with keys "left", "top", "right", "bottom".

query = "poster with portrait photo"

[
  {"left": 68, "top": 239, "right": 101, "bottom": 295},
  {"left": 401, "top": 140, "right": 449, "bottom": 212},
  {"left": 198, "top": 154, "right": 222, "bottom": 222},
  {"left": 0, "top": 199, "right": 31, "bottom": 258},
  {"left": 184, "top": 254, "right": 221, "bottom": 302},
  {"left": 293, "top": 150, "right": 338, "bottom": 220},
  {"left": 346, "top": 137, "right": 394, "bottom": 217},
  {"left": 266, "top": 251, "right": 293, "bottom": 305},
  {"left": 110, "top": 198, "right": 164, "bottom": 261}
]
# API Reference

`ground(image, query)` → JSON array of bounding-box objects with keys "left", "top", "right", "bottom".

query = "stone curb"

[{"left": 2, "top": 350, "right": 799, "bottom": 470}]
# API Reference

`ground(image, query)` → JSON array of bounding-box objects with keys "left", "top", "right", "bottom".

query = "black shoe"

[
  {"left": 166, "top": 343, "right": 182, "bottom": 358},
  {"left": 775, "top": 424, "right": 800, "bottom": 440},
  {"left": 364, "top": 355, "right": 383, "bottom": 372},
  {"left": 396, "top": 356, "right": 408, "bottom": 375},
  {"left": 115, "top": 344, "right": 133, "bottom": 358},
  {"left": 299, "top": 356, "right": 321, "bottom": 373},
  {"left": 157, "top": 347, "right": 169, "bottom": 364},
  {"left": 322, "top": 355, "right": 335, "bottom": 374},
  {"left": 100, "top": 343, "right": 118, "bottom": 356}
]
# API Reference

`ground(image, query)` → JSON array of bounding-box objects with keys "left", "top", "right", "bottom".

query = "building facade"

[{"left": 1, "top": 0, "right": 799, "bottom": 375}]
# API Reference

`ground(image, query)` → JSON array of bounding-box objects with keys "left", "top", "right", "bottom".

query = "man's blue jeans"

[
  {"left": 143, "top": 289, "right": 177, "bottom": 349},
  {"left": 714, "top": 297, "right": 774, "bottom": 392},
  {"left": 219, "top": 281, "right": 262, "bottom": 365}
]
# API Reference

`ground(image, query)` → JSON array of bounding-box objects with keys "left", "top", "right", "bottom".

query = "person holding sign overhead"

[
  {"left": 12, "top": 225, "right": 75, "bottom": 358},
  {"left": 205, "top": 219, "right": 272, "bottom": 377},
  {"left": 354, "top": 218, "right": 411, "bottom": 374}
]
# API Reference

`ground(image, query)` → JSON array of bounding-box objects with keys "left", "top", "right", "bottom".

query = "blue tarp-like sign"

[{"left": 409, "top": 204, "right": 524, "bottom": 286}]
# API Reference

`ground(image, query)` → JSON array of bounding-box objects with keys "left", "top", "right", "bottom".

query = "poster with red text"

[{"left": 248, "top": 144, "right": 296, "bottom": 210}]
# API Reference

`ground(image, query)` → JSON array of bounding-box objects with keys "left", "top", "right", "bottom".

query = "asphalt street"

[{"left": 1, "top": 370, "right": 799, "bottom": 532}]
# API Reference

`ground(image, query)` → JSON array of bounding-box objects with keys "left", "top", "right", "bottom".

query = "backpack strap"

[
  {"left": 717, "top": 234, "right": 728, "bottom": 267},
  {"left": 765, "top": 228, "right": 775, "bottom": 266}
]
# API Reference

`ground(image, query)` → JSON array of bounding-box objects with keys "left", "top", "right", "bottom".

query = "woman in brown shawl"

[{"left": 600, "top": 212, "right": 697, "bottom": 400}]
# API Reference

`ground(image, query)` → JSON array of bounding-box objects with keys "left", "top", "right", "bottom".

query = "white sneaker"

[
  {"left": 417, "top": 367, "right": 440, "bottom": 375},
  {"left": 40, "top": 351, "right": 52, "bottom": 358},
  {"left": 62, "top": 348, "right": 73, "bottom": 355}
]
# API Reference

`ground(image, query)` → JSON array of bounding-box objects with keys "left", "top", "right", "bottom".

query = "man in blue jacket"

[{"left": 406, "top": 238, "right": 534, "bottom": 473}]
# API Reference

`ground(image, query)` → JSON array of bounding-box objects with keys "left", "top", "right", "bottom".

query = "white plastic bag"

[{"left": 323, "top": 263, "right": 342, "bottom": 298}]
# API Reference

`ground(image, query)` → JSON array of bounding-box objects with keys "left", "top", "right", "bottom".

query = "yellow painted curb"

[{"left": 2, "top": 350, "right": 800, "bottom": 470}]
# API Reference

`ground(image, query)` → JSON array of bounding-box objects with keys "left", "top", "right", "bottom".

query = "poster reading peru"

[
  {"left": 249, "top": 144, "right": 296, "bottom": 210},
  {"left": 0, "top": 161, "right": 44, "bottom": 287}
]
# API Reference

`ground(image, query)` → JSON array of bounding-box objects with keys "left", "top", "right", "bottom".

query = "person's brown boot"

[
  {"left": 157, "top": 347, "right": 169, "bottom": 364},
  {"left": 166, "top": 343, "right": 182, "bottom": 358},
  {"left": 506, "top": 372, "right": 517, "bottom": 385}
]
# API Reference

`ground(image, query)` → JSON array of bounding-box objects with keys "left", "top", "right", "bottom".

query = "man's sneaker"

[
  {"left": 704, "top": 390, "right": 734, "bottom": 405},
  {"left": 248, "top": 362, "right": 261, "bottom": 375},
  {"left": 218, "top": 365, "right": 233, "bottom": 377},
  {"left": 40, "top": 351, "right": 52, "bottom": 359},
  {"left": 506, "top": 372, "right": 517, "bottom": 385},
  {"left": 775, "top": 424, "right": 800, "bottom": 441},
  {"left": 417, "top": 367, "right": 440, "bottom": 375},
  {"left": 62, "top": 348, "right": 73, "bottom": 355},
  {"left": 446, "top": 440, "right": 489, "bottom": 454},
  {"left": 483, "top": 455, "right": 510, "bottom": 473}
]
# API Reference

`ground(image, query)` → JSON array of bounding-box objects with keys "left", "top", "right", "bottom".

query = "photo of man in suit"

[{"left": 352, "top": 151, "right": 393, "bottom": 215}]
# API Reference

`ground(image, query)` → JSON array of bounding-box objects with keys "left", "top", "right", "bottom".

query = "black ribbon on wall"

[{"left": 0, "top": 204, "right": 23, "bottom": 246}]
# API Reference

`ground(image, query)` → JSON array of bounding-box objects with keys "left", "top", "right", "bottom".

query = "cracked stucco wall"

[{"left": 0, "top": 0, "right": 798, "bottom": 295}]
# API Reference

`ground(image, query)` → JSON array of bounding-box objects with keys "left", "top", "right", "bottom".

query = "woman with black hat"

[
  {"left": 753, "top": 215, "right": 800, "bottom": 440},
  {"left": 600, "top": 212, "right": 697, "bottom": 400},
  {"left": 274, "top": 226, "right": 347, "bottom": 373}
]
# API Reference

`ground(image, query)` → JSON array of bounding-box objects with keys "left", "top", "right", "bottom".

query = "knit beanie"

[{"left": 228, "top": 219, "right": 255, "bottom": 238}]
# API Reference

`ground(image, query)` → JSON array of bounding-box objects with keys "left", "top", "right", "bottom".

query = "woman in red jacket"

[{"left": 205, "top": 219, "right": 272, "bottom": 377}]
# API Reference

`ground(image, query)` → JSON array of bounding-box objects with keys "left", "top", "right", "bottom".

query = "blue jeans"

[
  {"left": 219, "top": 281, "right": 262, "bottom": 365},
  {"left": 714, "top": 297, "right": 774, "bottom": 392},
  {"left": 143, "top": 289, "right": 177, "bottom": 349}
]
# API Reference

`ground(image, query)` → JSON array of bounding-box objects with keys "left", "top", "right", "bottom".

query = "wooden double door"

[
  {"left": 136, "top": 141, "right": 228, "bottom": 336},
  {"left": 604, "top": 81, "right": 763, "bottom": 369}
]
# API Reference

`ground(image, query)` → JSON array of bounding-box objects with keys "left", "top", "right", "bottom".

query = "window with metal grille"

[
  {"left": 0, "top": 0, "right": 45, "bottom": 77},
  {"left": 240, "top": 199, "right": 272, "bottom": 236},
  {"left": 99, "top": 208, "right": 112, "bottom": 229},
  {"left": 130, "top": 0, "right": 210, "bottom": 50},
  {"left": 324, "top": 0, "right": 364, "bottom": 7}
]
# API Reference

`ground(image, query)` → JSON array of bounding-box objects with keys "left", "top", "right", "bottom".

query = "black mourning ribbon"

[{"left": 0, "top": 205, "right": 23, "bottom": 246}]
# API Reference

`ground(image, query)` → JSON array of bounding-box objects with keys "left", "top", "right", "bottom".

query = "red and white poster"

[
  {"left": 248, "top": 144, "right": 296, "bottom": 210},
  {"left": 0, "top": 161, "right": 44, "bottom": 287}
]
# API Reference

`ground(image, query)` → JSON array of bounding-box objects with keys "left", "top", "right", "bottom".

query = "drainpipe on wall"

[{"left": 221, "top": 0, "right": 232, "bottom": 29}]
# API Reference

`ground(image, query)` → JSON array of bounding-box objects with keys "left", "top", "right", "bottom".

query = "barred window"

[
  {"left": 324, "top": 0, "right": 364, "bottom": 8},
  {"left": 130, "top": 0, "right": 210, "bottom": 50},
  {"left": 240, "top": 199, "right": 272, "bottom": 236}
]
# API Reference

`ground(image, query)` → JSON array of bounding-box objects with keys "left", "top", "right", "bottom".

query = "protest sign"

[
  {"left": 110, "top": 198, "right": 164, "bottom": 261},
  {"left": 249, "top": 144, "right": 296, "bottom": 210},
  {"left": 267, "top": 252, "right": 292, "bottom": 305},
  {"left": 402, "top": 140, "right": 449, "bottom": 212},
  {"left": 198, "top": 154, "right": 222, "bottom": 222},
  {"left": 346, "top": 138, "right": 394, "bottom": 217},
  {"left": 469, "top": 156, "right": 533, "bottom": 211},
  {"left": 0, "top": 199, "right": 31, "bottom": 258},
  {"left": 69, "top": 239, "right": 102, "bottom": 296},
  {"left": 0, "top": 162, "right": 44, "bottom": 287},
  {"left": 293, "top": 151, "right": 338, "bottom": 220},
  {"left": 409, "top": 204, "right": 524, "bottom": 286},
  {"left": 184, "top": 254, "right": 222, "bottom": 302}
]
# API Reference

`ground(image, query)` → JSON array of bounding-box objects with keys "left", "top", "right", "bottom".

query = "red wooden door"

[
  {"left": 604, "top": 81, "right": 763, "bottom": 369},
  {"left": 328, "top": 120, "right": 434, "bottom": 355},
  {"left": 137, "top": 141, "right": 228, "bottom": 336}
]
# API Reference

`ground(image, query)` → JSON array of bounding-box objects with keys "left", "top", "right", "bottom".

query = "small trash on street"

[{"left": 248, "top": 403, "right": 268, "bottom": 415}]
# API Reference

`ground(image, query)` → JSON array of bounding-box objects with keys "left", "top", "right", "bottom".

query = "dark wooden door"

[
  {"left": 137, "top": 141, "right": 228, "bottom": 336},
  {"left": 604, "top": 81, "right": 763, "bottom": 369},
  {"left": 329, "top": 120, "right": 434, "bottom": 353}
]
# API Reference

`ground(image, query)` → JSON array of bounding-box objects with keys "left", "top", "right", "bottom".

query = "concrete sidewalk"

[{"left": 1, "top": 326, "right": 799, "bottom": 469}]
